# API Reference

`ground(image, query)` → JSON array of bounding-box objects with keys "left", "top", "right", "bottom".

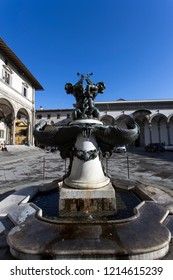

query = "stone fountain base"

[
  {"left": 59, "top": 183, "right": 116, "bottom": 217},
  {"left": 7, "top": 201, "right": 171, "bottom": 260},
  {"left": 0, "top": 179, "right": 172, "bottom": 260}
]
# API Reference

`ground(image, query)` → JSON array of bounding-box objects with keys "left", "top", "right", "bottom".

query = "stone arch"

[
  {"left": 168, "top": 114, "right": 173, "bottom": 123},
  {"left": 149, "top": 112, "right": 167, "bottom": 122},
  {"left": 133, "top": 109, "right": 151, "bottom": 147},
  {"left": 0, "top": 98, "right": 15, "bottom": 144},
  {"left": 150, "top": 113, "right": 168, "bottom": 145},
  {"left": 17, "top": 107, "right": 30, "bottom": 120},
  {"left": 134, "top": 119, "right": 143, "bottom": 147},
  {"left": 168, "top": 114, "right": 173, "bottom": 144},
  {"left": 15, "top": 108, "right": 30, "bottom": 145},
  {"left": 133, "top": 109, "right": 151, "bottom": 120},
  {"left": 143, "top": 118, "right": 151, "bottom": 146}
]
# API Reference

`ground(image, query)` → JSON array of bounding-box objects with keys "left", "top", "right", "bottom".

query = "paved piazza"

[
  {"left": 0, "top": 145, "right": 173, "bottom": 259},
  {"left": 0, "top": 145, "right": 173, "bottom": 195}
]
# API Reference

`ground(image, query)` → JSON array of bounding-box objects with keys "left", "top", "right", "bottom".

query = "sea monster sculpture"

[
  {"left": 34, "top": 73, "right": 139, "bottom": 177},
  {"left": 65, "top": 72, "right": 105, "bottom": 119}
]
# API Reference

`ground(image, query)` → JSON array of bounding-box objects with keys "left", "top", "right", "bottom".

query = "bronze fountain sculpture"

[{"left": 34, "top": 73, "right": 139, "bottom": 190}]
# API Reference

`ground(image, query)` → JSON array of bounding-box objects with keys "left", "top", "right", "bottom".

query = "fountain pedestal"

[
  {"left": 64, "top": 120, "right": 110, "bottom": 190},
  {"left": 59, "top": 183, "right": 116, "bottom": 217},
  {"left": 62, "top": 119, "right": 116, "bottom": 216}
]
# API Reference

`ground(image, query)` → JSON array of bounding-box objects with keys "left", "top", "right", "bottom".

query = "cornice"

[
  {"left": 0, "top": 38, "right": 43, "bottom": 90},
  {"left": 95, "top": 99, "right": 173, "bottom": 111}
]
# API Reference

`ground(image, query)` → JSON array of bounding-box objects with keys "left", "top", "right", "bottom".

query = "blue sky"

[{"left": 1, "top": 0, "right": 173, "bottom": 109}]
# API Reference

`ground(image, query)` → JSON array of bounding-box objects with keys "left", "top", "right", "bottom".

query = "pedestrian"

[{"left": 1, "top": 143, "right": 8, "bottom": 151}]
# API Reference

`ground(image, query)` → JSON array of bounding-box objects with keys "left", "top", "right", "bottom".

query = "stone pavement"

[
  {"left": 0, "top": 145, "right": 173, "bottom": 259},
  {"left": 1, "top": 145, "right": 173, "bottom": 194},
  {"left": 0, "top": 145, "right": 67, "bottom": 195}
]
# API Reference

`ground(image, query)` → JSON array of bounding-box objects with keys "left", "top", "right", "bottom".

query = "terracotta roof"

[{"left": 0, "top": 38, "right": 43, "bottom": 90}]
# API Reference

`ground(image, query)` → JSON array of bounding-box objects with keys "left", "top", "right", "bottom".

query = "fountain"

[{"left": 3, "top": 73, "right": 172, "bottom": 259}]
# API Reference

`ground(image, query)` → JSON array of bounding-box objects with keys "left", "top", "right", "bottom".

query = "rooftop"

[{"left": 0, "top": 38, "right": 43, "bottom": 90}]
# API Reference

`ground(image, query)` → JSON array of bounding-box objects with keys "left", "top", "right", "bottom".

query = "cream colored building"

[
  {"left": 36, "top": 98, "right": 173, "bottom": 147},
  {"left": 0, "top": 38, "right": 43, "bottom": 145}
]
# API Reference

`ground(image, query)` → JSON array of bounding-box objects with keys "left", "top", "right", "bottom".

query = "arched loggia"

[
  {"left": 0, "top": 98, "right": 15, "bottom": 144},
  {"left": 15, "top": 108, "right": 30, "bottom": 145}
]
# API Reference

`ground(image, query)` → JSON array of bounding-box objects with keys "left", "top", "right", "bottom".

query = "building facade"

[
  {"left": 0, "top": 38, "right": 43, "bottom": 145},
  {"left": 35, "top": 99, "right": 173, "bottom": 147}
]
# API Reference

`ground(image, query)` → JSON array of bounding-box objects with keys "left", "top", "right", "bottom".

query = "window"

[
  {"left": 47, "top": 114, "right": 51, "bottom": 119},
  {"left": 3, "top": 70, "right": 11, "bottom": 85},
  {"left": 22, "top": 82, "right": 28, "bottom": 97},
  {"left": 67, "top": 113, "right": 70, "bottom": 118},
  {"left": 23, "top": 87, "right": 27, "bottom": 97},
  {"left": 2, "top": 65, "right": 13, "bottom": 86},
  {"left": 37, "top": 114, "right": 42, "bottom": 119},
  {"left": 57, "top": 113, "right": 60, "bottom": 119},
  {"left": 0, "top": 130, "right": 4, "bottom": 138}
]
